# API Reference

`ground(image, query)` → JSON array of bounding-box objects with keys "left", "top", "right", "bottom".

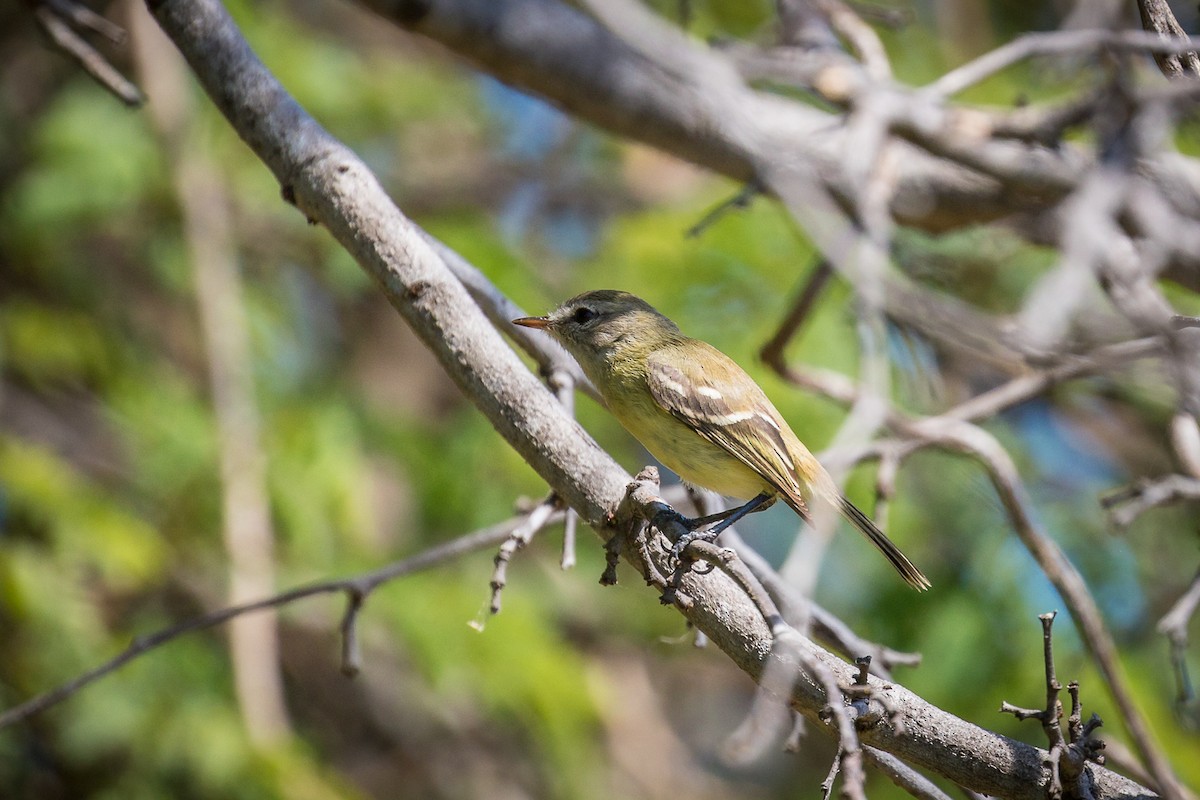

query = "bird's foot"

[
  {"left": 651, "top": 504, "right": 736, "bottom": 566},
  {"left": 649, "top": 506, "right": 714, "bottom": 557}
]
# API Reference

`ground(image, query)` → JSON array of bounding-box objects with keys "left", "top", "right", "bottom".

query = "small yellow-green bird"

[{"left": 514, "top": 289, "right": 929, "bottom": 591}]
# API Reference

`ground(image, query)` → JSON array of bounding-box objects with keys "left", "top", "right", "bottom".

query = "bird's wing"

[
  {"left": 648, "top": 343, "right": 930, "bottom": 590},
  {"left": 646, "top": 342, "right": 812, "bottom": 517}
]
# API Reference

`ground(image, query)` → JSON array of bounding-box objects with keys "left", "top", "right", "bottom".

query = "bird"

[{"left": 513, "top": 289, "right": 930, "bottom": 591}]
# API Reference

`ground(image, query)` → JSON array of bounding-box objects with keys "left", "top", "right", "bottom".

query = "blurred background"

[{"left": 1, "top": 0, "right": 1199, "bottom": 797}]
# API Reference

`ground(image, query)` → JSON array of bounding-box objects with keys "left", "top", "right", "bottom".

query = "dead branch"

[{"left": 0, "top": 511, "right": 550, "bottom": 729}]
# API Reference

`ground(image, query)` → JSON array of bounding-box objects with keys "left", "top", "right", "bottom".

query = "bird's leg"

[
  {"left": 669, "top": 492, "right": 774, "bottom": 564},
  {"left": 680, "top": 505, "right": 747, "bottom": 531}
]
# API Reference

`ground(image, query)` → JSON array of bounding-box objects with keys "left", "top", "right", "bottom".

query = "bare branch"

[
  {"left": 1102, "top": 474, "right": 1200, "bottom": 527},
  {"left": 1157, "top": 567, "right": 1200, "bottom": 722},
  {"left": 930, "top": 29, "right": 1200, "bottom": 98},
  {"left": 760, "top": 258, "right": 836, "bottom": 372},
  {"left": 30, "top": 0, "right": 143, "bottom": 106},
  {"left": 0, "top": 512, "right": 545, "bottom": 729},
  {"left": 863, "top": 746, "right": 953, "bottom": 800},
  {"left": 489, "top": 494, "right": 562, "bottom": 614}
]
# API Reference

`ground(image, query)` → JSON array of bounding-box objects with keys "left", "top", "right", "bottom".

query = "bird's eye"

[{"left": 571, "top": 307, "right": 598, "bottom": 325}]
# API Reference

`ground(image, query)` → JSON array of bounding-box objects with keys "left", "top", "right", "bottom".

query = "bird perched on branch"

[{"left": 514, "top": 289, "right": 930, "bottom": 591}]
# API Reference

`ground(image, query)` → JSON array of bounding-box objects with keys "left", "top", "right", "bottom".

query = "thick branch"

[
  {"left": 361, "top": 0, "right": 1200, "bottom": 291},
  {"left": 363, "top": 0, "right": 1050, "bottom": 232},
  {"left": 0, "top": 512, "right": 540, "bottom": 729}
]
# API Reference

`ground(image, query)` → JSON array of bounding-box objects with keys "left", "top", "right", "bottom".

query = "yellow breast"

[{"left": 608, "top": 388, "right": 770, "bottom": 500}]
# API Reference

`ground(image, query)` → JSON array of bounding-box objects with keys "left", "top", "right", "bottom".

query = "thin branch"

[
  {"left": 31, "top": 1, "right": 143, "bottom": 106},
  {"left": 930, "top": 29, "right": 1200, "bottom": 98},
  {"left": 822, "top": 742, "right": 846, "bottom": 800},
  {"left": 1171, "top": 412, "right": 1200, "bottom": 480},
  {"left": 817, "top": 0, "right": 891, "bottom": 81},
  {"left": 760, "top": 258, "right": 836, "bottom": 372},
  {"left": 776, "top": 0, "right": 839, "bottom": 50},
  {"left": 1101, "top": 474, "right": 1200, "bottom": 528},
  {"left": 489, "top": 495, "right": 562, "bottom": 614},
  {"left": 685, "top": 179, "right": 762, "bottom": 238},
  {"left": 549, "top": 364, "right": 581, "bottom": 570},
  {"left": 1157, "top": 567, "right": 1200, "bottom": 719},
  {"left": 0, "top": 512, "right": 545, "bottom": 729},
  {"left": 942, "top": 337, "right": 1164, "bottom": 424},
  {"left": 863, "top": 746, "right": 954, "bottom": 800}
]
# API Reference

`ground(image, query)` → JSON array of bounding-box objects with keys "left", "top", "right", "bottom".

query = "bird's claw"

[{"left": 668, "top": 528, "right": 719, "bottom": 567}]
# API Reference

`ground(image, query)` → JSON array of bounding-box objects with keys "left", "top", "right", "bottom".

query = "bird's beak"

[{"left": 512, "top": 316, "right": 551, "bottom": 329}]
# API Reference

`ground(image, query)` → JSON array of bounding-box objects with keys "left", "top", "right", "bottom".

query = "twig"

[
  {"left": 685, "top": 180, "right": 762, "bottom": 238},
  {"left": 1171, "top": 412, "right": 1200, "bottom": 480},
  {"left": 807, "top": 637, "right": 868, "bottom": 800},
  {"left": 1000, "top": 613, "right": 1065, "bottom": 748},
  {"left": 338, "top": 588, "right": 366, "bottom": 677},
  {"left": 44, "top": 0, "right": 127, "bottom": 41},
  {"left": 862, "top": 746, "right": 954, "bottom": 800},
  {"left": 943, "top": 337, "right": 1163, "bottom": 424},
  {"left": 988, "top": 89, "right": 1103, "bottom": 146},
  {"left": 929, "top": 29, "right": 1200, "bottom": 98},
  {"left": 548, "top": 368, "right": 581, "bottom": 569},
  {"left": 32, "top": 1, "right": 143, "bottom": 106},
  {"left": 489, "top": 495, "right": 563, "bottom": 614},
  {"left": 1101, "top": 474, "right": 1200, "bottom": 528},
  {"left": 873, "top": 441, "right": 910, "bottom": 532},
  {"left": 844, "top": 1, "right": 908, "bottom": 29},
  {"left": 0, "top": 512, "right": 549, "bottom": 729},
  {"left": 760, "top": 258, "right": 836, "bottom": 372},
  {"left": 678, "top": 541, "right": 788, "bottom": 634},
  {"left": 820, "top": 0, "right": 891, "bottom": 81},
  {"left": 1157, "top": 567, "right": 1200, "bottom": 720},
  {"left": 776, "top": 0, "right": 839, "bottom": 50},
  {"left": 822, "top": 742, "right": 845, "bottom": 800}
]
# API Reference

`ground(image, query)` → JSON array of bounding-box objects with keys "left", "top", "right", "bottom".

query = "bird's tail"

[{"left": 836, "top": 495, "right": 930, "bottom": 591}]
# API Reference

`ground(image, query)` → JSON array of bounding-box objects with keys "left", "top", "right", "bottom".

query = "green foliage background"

[{"left": 1, "top": 1, "right": 1198, "bottom": 798}]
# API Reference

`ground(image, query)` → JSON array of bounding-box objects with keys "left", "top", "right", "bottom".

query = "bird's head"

[{"left": 513, "top": 290, "right": 680, "bottom": 358}]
